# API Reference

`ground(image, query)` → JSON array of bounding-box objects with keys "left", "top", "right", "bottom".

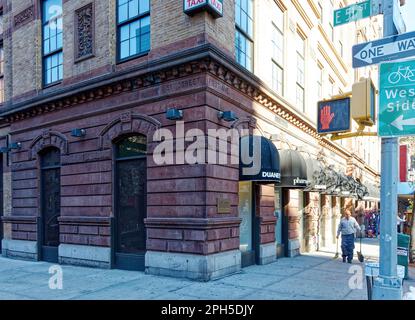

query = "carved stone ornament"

[
  {"left": 14, "top": 6, "right": 34, "bottom": 29},
  {"left": 75, "top": 3, "right": 94, "bottom": 61}
]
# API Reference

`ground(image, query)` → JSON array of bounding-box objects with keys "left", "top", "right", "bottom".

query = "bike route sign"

[
  {"left": 379, "top": 59, "right": 415, "bottom": 137},
  {"left": 353, "top": 30, "right": 415, "bottom": 68}
]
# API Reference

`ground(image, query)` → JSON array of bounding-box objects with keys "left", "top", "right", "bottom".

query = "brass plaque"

[{"left": 217, "top": 198, "right": 231, "bottom": 214}]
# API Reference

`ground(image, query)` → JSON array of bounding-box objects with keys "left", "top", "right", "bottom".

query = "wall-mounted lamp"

[
  {"left": 71, "top": 129, "right": 86, "bottom": 138},
  {"left": 166, "top": 108, "right": 183, "bottom": 121},
  {"left": 9, "top": 142, "right": 22, "bottom": 150},
  {"left": 218, "top": 111, "right": 238, "bottom": 122}
]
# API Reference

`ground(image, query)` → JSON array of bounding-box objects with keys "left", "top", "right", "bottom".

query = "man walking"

[{"left": 337, "top": 209, "right": 361, "bottom": 263}]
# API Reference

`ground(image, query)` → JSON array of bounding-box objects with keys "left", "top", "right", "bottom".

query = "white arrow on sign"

[
  {"left": 354, "top": 36, "right": 415, "bottom": 64},
  {"left": 391, "top": 114, "right": 415, "bottom": 131}
]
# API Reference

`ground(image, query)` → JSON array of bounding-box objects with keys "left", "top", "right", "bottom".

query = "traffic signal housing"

[{"left": 351, "top": 77, "right": 377, "bottom": 126}]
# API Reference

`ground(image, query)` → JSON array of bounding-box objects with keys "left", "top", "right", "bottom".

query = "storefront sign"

[
  {"left": 184, "top": 0, "right": 223, "bottom": 18},
  {"left": 293, "top": 178, "right": 309, "bottom": 187},
  {"left": 217, "top": 198, "right": 231, "bottom": 214},
  {"left": 262, "top": 171, "right": 281, "bottom": 180}
]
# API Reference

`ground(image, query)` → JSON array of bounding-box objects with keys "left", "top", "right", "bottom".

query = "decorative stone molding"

[
  {"left": 1, "top": 45, "right": 378, "bottom": 177},
  {"left": 13, "top": 6, "right": 34, "bottom": 30},
  {"left": 98, "top": 112, "right": 161, "bottom": 150},
  {"left": 74, "top": 3, "right": 94, "bottom": 62},
  {"left": 28, "top": 129, "right": 68, "bottom": 160}
]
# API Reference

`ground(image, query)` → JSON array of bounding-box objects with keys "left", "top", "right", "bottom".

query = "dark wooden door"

[
  {"left": 40, "top": 148, "right": 61, "bottom": 263},
  {"left": 114, "top": 135, "right": 147, "bottom": 271}
]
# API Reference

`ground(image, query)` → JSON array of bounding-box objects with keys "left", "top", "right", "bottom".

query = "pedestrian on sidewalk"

[
  {"left": 337, "top": 209, "right": 361, "bottom": 263},
  {"left": 397, "top": 213, "right": 406, "bottom": 233}
]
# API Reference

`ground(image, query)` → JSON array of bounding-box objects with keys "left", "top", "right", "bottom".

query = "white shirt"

[{"left": 337, "top": 217, "right": 361, "bottom": 236}]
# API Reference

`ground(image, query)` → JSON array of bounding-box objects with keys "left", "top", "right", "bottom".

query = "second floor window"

[
  {"left": 271, "top": 7, "right": 284, "bottom": 95},
  {"left": 0, "top": 43, "right": 4, "bottom": 103},
  {"left": 42, "top": 0, "right": 63, "bottom": 86},
  {"left": 117, "top": 0, "right": 150, "bottom": 61},
  {"left": 235, "top": 0, "right": 254, "bottom": 72},
  {"left": 317, "top": 64, "right": 323, "bottom": 100},
  {"left": 296, "top": 33, "right": 305, "bottom": 111}
]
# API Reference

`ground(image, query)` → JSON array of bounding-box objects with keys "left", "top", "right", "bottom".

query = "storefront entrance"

[
  {"left": 113, "top": 135, "right": 147, "bottom": 271},
  {"left": 274, "top": 187, "right": 284, "bottom": 258},
  {"left": 239, "top": 181, "right": 255, "bottom": 267},
  {"left": 39, "top": 148, "right": 61, "bottom": 263}
]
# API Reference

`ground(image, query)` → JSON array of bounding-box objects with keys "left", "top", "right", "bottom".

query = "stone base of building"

[
  {"left": 145, "top": 250, "right": 241, "bottom": 281},
  {"left": 1, "top": 239, "right": 38, "bottom": 261},
  {"left": 58, "top": 244, "right": 111, "bottom": 269},
  {"left": 259, "top": 242, "right": 276, "bottom": 265},
  {"left": 287, "top": 239, "right": 300, "bottom": 257}
]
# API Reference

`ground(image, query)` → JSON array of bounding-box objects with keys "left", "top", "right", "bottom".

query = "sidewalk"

[{"left": 0, "top": 238, "right": 413, "bottom": 300}]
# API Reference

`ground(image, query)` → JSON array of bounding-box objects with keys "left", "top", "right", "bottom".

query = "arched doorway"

[
  {"left": 113, "top": 135, "right": 147, "bottom": 271},
  {"left": 39, "top": 147, "right": 61, "bottom": 263}
]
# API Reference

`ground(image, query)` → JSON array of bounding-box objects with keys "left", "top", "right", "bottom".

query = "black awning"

[
  {"left": 239, "top": 135, "right": 281, "bottom": 183},
  {"left": 278, "top": 149, "right": 308, "bottom": 188}
]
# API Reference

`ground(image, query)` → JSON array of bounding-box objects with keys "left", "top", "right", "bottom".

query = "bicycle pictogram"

[{"left": 388, "top": 66, "right": 415, "bottom": 84}]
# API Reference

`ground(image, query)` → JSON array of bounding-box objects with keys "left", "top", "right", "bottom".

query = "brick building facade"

[{"left": 0, "top": 0, "right": 381, "bottom": 281}]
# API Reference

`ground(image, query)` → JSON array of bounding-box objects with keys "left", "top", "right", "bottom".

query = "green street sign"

[
  {"left": 379, "top": 60, "right": 415, "bottom": 137},
  {"left": 333, "top": 1, "right": 371, "bottom": 27}
]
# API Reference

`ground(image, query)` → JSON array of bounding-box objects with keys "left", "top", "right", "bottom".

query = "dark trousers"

[{"left": 341, "top": 234, "right": 355, "bottom": 262}]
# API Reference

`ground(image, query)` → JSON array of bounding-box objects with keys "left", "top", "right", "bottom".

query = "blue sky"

[{"left": 401, "top": 1, "right": 415, "bottom": 31}]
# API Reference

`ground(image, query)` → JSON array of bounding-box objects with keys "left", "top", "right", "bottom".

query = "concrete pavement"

[{"left": 0, "top": 238, "right": 413, "bottom": 300}]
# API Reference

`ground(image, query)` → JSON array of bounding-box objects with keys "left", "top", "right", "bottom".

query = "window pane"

[
  {"left": 140, "top": 31, "right": 150, "bottom": 52},
  {"left": 43, "top": 0, "right": 62, "bottom": 22},
  {"left": 0, "top": 78, "right": 4, "bottom": 103},
  {"left": 44, "top": 52, "right": 63, "bottom": 85},
  {"left": 120, "top": 40, "right": 129, "bottom": 59},
  {"left": 120, "top": 25, "right": 129, "bottom": 41},
  {"left": 118, "top": 3, "right": 128, "bottom": 23},
  {"left": 235, "top": 0, "right": 254, "bottom": 37},
  {"left": 118, "top": 13, "right": 150, "bottom": 60},
  {"left": 139, "top": 0, "right": 150, "bottom": 14},
  {"left": 116, "top": 135, "right": 147, "bottom": 158},
  {"left": 272, "top": 62, "right": 283, "bottom": 95},
  {"left": 274, "top": 6, "right": 284, "bottom": 31},
  {"left": 129, "top": 0, "right": 139, "bottom": 18}
]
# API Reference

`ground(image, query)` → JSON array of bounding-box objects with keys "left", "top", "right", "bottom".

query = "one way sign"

[{"left": 353, "top": 31, "right": 415, "bottom": 68}]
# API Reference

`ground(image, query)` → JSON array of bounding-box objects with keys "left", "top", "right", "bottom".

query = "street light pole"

[{"left": 372, "top": 0, "right": 403, "bottom": 300}]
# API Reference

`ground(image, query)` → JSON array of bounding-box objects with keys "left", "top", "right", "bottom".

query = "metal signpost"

[
  {"left": 372, "top": 0, "right": 403, "bottom": 300},
  {"left": 353, "top": 31, "right": 415, "bottom": 68},
  {"left": 378, "top": 59, "right": 415, "bottom": 137},
  {"left": 332, "top": 0, "right": 408, "bottom": 299},
  {"left": 333, "top": 1, "right": 372, "bottom": 26}
]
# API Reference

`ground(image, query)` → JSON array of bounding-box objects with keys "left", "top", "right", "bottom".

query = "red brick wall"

[
  {"left": 256, "top": 184, "right": 276, "bottom": 245},
  {"left": 9, "top": 69, "right": 259, "bottom": 255}
]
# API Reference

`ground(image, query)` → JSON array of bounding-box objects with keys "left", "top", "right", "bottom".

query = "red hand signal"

[{"left": 320, "top": 105, "right": 335, "bottom": 130}]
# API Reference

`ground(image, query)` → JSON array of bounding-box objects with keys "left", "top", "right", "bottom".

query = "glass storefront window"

[
  {"left": 238, "top": 181, "right": 252, "bottom": 252},
  {"left": 274, "top": 187, "right": 282, "bottom": 245}
]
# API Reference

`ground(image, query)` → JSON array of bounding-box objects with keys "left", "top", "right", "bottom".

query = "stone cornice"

[{"left": 1, "top": 44, "right": 379, "bottom": 176}]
